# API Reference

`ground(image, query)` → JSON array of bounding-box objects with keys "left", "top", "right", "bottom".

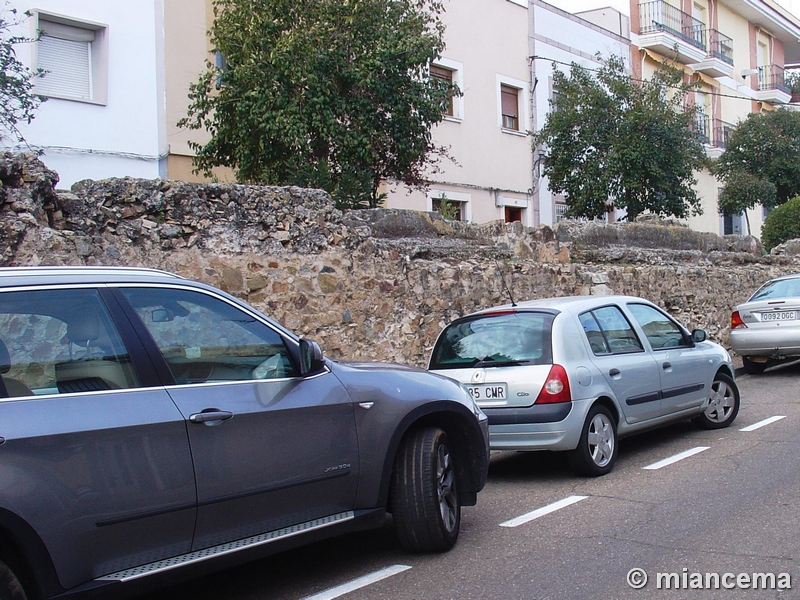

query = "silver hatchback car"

[
  {"left": 429, "top": 295, "right": 739, "bottom": 476},
  {"left": 730, "top": 273, "right": 800, "bottom": 373}
]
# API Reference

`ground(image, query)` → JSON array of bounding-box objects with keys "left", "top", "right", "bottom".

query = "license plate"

[
  {"left": 466, "top": 384, "right": 508, "bottom": 402},
  {"left": 762, "top": 311, "right": 796, "bottom": 321}
]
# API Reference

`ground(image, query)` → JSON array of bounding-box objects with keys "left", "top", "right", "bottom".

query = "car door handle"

[
  {"left": 189, "top": 410, "right": 234, "bottom": 424},
  {"left": 662, "top": 362, "right": 672, "bottom": 370},
  {"left": 609, "top": 368, "right": 621, "bottom": 377}
]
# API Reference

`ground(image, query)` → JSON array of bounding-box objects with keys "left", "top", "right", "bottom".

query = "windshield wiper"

[{"left": 471, "top": 356, "right": 526, "bottom": 368}]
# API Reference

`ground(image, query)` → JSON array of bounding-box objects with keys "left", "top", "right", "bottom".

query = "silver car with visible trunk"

[
  {"left": 0, "top": 266, "right": 488, "bottom": 600},
  {"left": 429, "top": 295, "right": 739, "bottom": 476},
  {"left": 730, "top": 273, "right": 800, "bottom": 373}
]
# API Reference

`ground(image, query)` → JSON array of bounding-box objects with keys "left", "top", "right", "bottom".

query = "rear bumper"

[
  {"left": 483, "top": 398, "right": 591, "bottom": 451},
  {"left": 730, "top": 329, "right": 800, "bottom": 358}
]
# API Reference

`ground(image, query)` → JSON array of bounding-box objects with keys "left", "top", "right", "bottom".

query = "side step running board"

[{"left": 98, "top": 511, "right": 355, "bottom": 582}]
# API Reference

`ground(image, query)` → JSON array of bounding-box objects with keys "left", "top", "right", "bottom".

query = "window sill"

[
  {"left": 501, "top": 128, "right": 528, "bottom": 137},
  {"left": 36, "top": 91, "right": 107, "bottom": 106},
  {"left": 442, "top": 115, "right": 462, "bottom": 124}
]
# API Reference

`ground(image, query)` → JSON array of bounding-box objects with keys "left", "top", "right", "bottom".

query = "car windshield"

[
  {"left": 749, "top": 277, "right": 800, "bottom": 302},
  {"left": 429, "top": 311, "right": 554, "bottom": 370}
]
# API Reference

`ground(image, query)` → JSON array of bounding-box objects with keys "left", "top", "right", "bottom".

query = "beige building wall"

[
  {"left": 632, "top": 0, "right": 800, "bottom": 238},
  {"left": 164, "top": 0, "right": 234, "bottom": 182},
  {"left": 383, "top": 0, "right": 534, "bottom": 225}
]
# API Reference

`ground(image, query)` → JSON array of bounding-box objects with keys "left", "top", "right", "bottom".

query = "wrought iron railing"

[
  {"left": 758, "top": 64, "right": 790, "bottom": 94},
  {"left": 712, "top": 119, "right": 735, "bottom": 149},
  {"left": 693, "top": 113, "right": 711, "bottom": 144},
  {"left": 707, "top": 29, "right": 734, "bottom": 64},
  {"left": 639, "top": 1, "right": 706, "bottom": 51}
]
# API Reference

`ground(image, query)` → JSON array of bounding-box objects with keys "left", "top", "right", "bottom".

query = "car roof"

[
  {"left": 764, "top": 273, "right": 800, "bottom": 283},
  {"left": 0, "top": 266, "right": 187, "bottom": 288},
  {"left": 466, "top": 295, "right": 651, "bottom": 318}
]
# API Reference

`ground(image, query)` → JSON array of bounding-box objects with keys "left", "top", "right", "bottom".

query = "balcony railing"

[
  {"left": 693, "top": 113, "right": 711, "bottom": 144},
  {"left": 707, "top": 29, "right": 734, "bottom": 65},
  {"left": 712, "top": 119, "right": 735, "bottom": 149},
  {"left": 758, "top": 65, "right": 790, "bottom": 94},
  {"left": 639, "top": 1, "right": 706, "bottom": 51}
]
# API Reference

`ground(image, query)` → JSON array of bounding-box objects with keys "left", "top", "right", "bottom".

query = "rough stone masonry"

[{"left": 2, "top": 151, "right": 799, "bottom": 367}]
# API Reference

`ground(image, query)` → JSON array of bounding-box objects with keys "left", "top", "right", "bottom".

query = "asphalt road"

[{"left": 139, "top": 365, "right": 800, "bottom": 600}]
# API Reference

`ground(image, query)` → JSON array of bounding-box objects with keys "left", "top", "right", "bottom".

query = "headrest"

[
  {"left": 66, "top": 312, "right": 101, "bottom": 348},
  {"left": 0, "top": 339, "right": 10, "bottom": 374}
]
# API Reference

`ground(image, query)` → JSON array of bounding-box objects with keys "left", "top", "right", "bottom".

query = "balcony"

[
  {"left": 638, "top": 1, "right": 707, "bottom": 64},
  {"left": 692, "top": 113, "right": 711, "bottom": 145},
  {"left": 689, "top": 29, "right": 734, "bottom": 78},
  {"left": 755, "top": 65, "right": 791, "bottom": 104},
  {"left": 712, "top": 119, "right": 735, "bottom": 150}
]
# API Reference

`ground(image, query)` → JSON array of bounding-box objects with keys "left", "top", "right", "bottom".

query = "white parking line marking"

[
  {"left": 500, "top": 495, "right": 588, "bottom": 528},
  {"left": 302, "top": 565, "right": 412, "bottom": 600},
  {"left": 643, "top": 446, "right": 710, "bottom": 470},
  {"left": 740, "top": 415, "right": 786, "bottom": 432}
]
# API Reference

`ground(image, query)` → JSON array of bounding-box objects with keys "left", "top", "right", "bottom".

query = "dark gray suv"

[{"left": 0, "top": 267, "right": 489, "bottom": 600}]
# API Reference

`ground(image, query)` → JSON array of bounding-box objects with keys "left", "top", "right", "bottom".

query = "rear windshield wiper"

[{"left": 471, "top": 356, "right": 526, "bottom": 368}]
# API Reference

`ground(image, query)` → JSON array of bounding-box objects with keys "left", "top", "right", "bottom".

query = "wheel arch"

[
  {"left": 379, "top": 401, "right": 487, "bottom": 511},
  {"left": 715, "top": 364, "right": 735, "bottom": 380},
  {"left": 592, "top": 395, "right": 620, "bottom": 428},
  {"left": 0, "top": 507, "right": 62, "bottom": 600}
]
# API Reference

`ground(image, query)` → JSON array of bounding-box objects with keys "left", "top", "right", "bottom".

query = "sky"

[{"left": 544, "top": 0, "right": 800, "bottom": 18}]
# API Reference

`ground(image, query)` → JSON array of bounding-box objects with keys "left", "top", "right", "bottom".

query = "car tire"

[
  {"left": 390, "top": 427, "right": 460, "bottom": 552},
  {"left": 0, "top": 560, "right": 27, "bottom": 600},
  {"left": 742, "top": 357, "right": 768, "bottom": 375},
  {"left": 693, "top": 372, "right": 740, "bottom": 430},
  {"left": 567, "top": 404, "right": 617, "bottom": 477}
]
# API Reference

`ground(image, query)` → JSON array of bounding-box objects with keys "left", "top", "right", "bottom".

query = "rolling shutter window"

[
  {"left": 430, "top": 64, "right": 454, "bottom": 116},
  {"left": 37, "top": 20, "right": 94, "bottom": 100},
  {"left": 501, "top": 85, "right": 519, "bottom": 130}
]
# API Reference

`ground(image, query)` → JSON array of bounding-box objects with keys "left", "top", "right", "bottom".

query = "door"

[
  {"left": 116, "top": 286, "right": 359, "bottom": 550},
  {"left": 579, "top": 306, "right": 663, "bottom": 424},
  {"left": 626, "top": 303, "right": 709, "bottom": 414},
  {"left": 0, "top": 287, "right": 196, "bottom": 590}
]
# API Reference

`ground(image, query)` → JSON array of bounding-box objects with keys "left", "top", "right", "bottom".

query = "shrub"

[{"left": 761, "top": 195, "right": 800, "bottom": 252}]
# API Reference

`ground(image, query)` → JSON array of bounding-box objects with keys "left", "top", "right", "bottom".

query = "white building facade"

[
  {"left": 3, "top": 0, "right": 167, "bottom": 188},
  {"left": 531, "top": 1, "right": 632, "bottom": 225}
]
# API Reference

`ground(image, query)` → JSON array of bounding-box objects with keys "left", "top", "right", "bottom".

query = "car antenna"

[{"left": 495, "top": 259, "right": 517, "bottom": 307}]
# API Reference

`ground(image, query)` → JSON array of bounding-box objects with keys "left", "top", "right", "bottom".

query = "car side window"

[
  {"left": 579, "top": 306, "right": 644, "bottom": 355},
  {"left": 0, "top": 289, "right": 139, "bottom": 398},
  {"left": 627, "top": 303, "right": 688, "bottom": 350},
  {"left": 120, "top": 287, "right": 297, "bottom": 384}
]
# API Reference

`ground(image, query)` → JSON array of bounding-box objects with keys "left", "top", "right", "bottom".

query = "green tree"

[
  {"left": 0, "top": 3, "right": 43, "bottom": 144},
  {"left": 180, "top": 0, "right": 457, "bottom": 209},
  {"left": 760, "top": 195, "right": 800, "bottom": 252},
  {"left": 714, "top": 109, "right": 800, "bottom": 217},
  {"left": 534, "top": 55, "right": 706, "bottom": 221}
]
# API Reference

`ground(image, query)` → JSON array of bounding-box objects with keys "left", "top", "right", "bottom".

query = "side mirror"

[
  {"left": 299, "top": 339, "right": 325, "bottom": 375},
  {"left": 691, "top": 329, "right": 707, "bottom": 343}
]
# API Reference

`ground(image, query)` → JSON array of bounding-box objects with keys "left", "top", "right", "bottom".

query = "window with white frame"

[
  {"left": 501, "top": 85, "right": 519, "bottom": 130},
  {"left": 35, "top": 14, "right": 107, "bottom": 104},
  {"left": 428, "top": 190, "right": 470, "bottom": 221},
  {"left": 496, "top": 75, "right": 527, "bottom": 134},
  {"left": 431, "top": 57, "right": 463, "bottom": 120},
  {"left": 431, "top": 64, "right": 455, "bottom": 117}
]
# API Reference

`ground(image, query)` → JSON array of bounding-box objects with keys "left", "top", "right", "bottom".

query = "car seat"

[{"left": 0, "top": 339, "right": 34, "bottom": 398}]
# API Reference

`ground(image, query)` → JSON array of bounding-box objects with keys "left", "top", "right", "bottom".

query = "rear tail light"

[
  {"left": 535, "top": 364, "right": 572, "bottom": 404},
  {"left": 731, "top": 311, "right": 747, "bottom": 330}
]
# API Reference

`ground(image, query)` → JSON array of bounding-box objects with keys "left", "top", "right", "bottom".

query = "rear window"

[
  {"left": 749, "top": 277, "right": 800, "bottom": 301},
  {"left": 429, "top": 311, "right": 554, "bottom": 370}
]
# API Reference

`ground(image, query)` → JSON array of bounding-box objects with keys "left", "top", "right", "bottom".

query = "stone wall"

[{"left": 2, "top": 152, "right": 799, "bottom": 367}]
